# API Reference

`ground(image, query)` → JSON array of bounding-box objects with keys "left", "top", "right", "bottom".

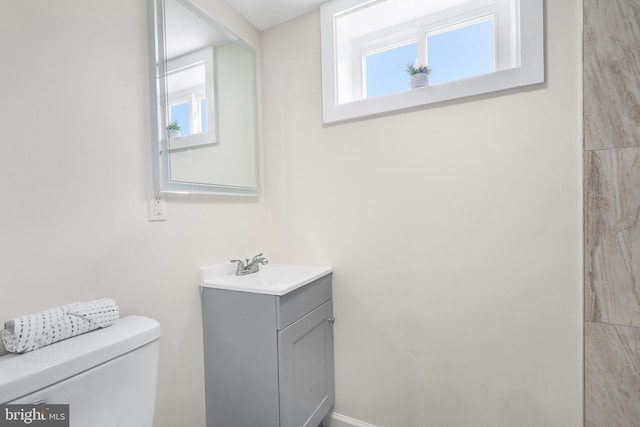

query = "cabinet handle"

[{"left": 327, "top": 317, "right": 335, "bottom": 324}]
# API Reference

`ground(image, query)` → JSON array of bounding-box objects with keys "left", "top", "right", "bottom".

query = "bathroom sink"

[{"left": 200, "top": 263, "right": 332, "bottom": 296}]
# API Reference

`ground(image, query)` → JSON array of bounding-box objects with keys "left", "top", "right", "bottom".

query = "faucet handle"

[{"left": 250, "top": 253, "right": 268, "bottom": 266}]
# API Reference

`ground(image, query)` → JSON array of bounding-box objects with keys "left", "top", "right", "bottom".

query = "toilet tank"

[{"left": 0, "top": 315, "right": 160, "bottom": 427}]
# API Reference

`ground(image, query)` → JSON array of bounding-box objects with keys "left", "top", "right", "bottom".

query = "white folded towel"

[{"left": 2, "top": 298, "right": 120, "bottom": 353}]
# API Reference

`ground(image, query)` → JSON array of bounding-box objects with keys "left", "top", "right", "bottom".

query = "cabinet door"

[{"left": 278, "top": 300, "right": 334, "bottom": 427}]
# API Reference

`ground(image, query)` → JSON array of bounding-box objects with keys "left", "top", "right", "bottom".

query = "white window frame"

[{"left": 321, "top": 0, "right": 543, "bottom": 124}]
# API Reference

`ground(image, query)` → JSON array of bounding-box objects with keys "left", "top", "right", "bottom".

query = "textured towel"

[{"left": 2, "top": 298, "right": 120, "bottom": 353}]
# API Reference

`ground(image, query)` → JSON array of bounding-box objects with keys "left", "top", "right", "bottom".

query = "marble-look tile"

[
  {"left": 584, "top": 0, "right": 640, "bottom": 64},
  {"left": 585, "top": 148, "right": 640, "bottom": 325},
  {"left": 585, "top": 53, "right": 640, "bottom": 150},
  {"left": 584, "top": 0, "right": 640, "bottom": 150},
  {"left": 585, "top": 322, "right": 640, "bottom": 427}
]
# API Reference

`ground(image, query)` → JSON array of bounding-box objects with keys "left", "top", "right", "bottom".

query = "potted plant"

[
  {"left": 406, "top": 63, "right": 432, "bottom": 89},
  {"left": 167, "top": 121, "right": 181, "bottom": 138}
]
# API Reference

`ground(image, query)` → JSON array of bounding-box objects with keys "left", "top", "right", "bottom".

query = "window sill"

[
  {"left": 322, "top": 66, "right": 543, "bottom": 124},
  {"left": 160, "top": 138, "right": 218, "bottom": 152}
]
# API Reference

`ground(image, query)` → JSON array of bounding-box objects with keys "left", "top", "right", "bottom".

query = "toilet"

[{"left": 0, "top": 315, "right": 160, "bottom": 427}]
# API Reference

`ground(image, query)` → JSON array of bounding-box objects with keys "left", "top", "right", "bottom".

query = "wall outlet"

[{"left": 148, "top": 192, "right": 167, "bottom": 221}]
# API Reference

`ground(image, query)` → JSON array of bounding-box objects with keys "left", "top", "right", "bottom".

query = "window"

[{"left": 321, "top": 0, "right": 544, "bottom": 124}]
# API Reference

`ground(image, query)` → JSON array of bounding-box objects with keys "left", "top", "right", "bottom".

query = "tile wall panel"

[
  {"left": 584, "top": 148, "right": 640, "bottom": 326},
  {"left": 585, "top": 322, "right": 640, "bottom": 427},
  {"left": 584, "top": 54, "right": 640, "bottom": 150},
  {"left": 584, "top": 0, "right": 640, "bottom": 64},
  {"left": 584, "top": 0, "right": 640, "bottom": 150}
]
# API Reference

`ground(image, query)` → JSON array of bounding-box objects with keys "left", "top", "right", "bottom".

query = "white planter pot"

[
  {"left": 410, "top": 73, "right": 429, "bottom": 88},
  {"left": 168, "top": 129, "right": 181, "bottom": 138}
]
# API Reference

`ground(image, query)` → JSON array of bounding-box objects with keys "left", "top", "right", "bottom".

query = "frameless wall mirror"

[
  {"left": 149, "top": 0, "right": 260, "bottom": 195},
  {"left": 321, "top": 0, "right": 544, "bottom": 123}
]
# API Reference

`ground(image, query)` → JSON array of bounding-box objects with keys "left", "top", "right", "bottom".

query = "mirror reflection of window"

[
  {"left": 170, "top": 102, "right": 191, "bottom": 136},
  {"left": 200, "top": 99, "right": 208, "bottom": 133},
  {"left": 166, "top": 56, "right": 208, "bottom": 138},
  {"left": 160, "top": 0, "right": 219, "bottom": 151}
]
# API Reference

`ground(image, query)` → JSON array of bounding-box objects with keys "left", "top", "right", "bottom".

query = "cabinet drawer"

[{"left": 276, "top": 273, "right": 332, "bottom": 330}]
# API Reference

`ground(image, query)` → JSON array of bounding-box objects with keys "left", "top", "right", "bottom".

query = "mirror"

[{"left": 149, "top": 0, "right": 260, "bottom": 195}]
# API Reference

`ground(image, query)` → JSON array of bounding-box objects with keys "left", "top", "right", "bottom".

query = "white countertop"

[{"left": 200, "top": 263, "right": 332, "bottom": 296}]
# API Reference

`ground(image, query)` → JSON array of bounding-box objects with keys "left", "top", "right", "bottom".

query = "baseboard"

[{"left": 324, "top": 412, "right": 378, "bottom": 427}]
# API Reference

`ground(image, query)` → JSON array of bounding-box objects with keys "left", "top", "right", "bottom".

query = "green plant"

[
  {"left": 167, "top": 121, "right": 181, "bottom": 131},
  {"left": 405, "top": 63, "right": 432, "bottom": 76}
]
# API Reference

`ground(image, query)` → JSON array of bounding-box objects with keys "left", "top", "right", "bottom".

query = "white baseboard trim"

[{"left": 325, "top": 412, "right": 378, "bottom": 427}]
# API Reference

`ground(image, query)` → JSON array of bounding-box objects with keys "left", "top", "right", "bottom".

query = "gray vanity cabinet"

[{"left": 201, "top": 273, "right": 334, "bottom": 427}]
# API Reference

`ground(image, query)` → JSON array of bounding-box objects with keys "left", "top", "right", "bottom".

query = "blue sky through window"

[
  {"left": 427, "top": 20, "right": 494, "bottom": 85},
  {"left": 170, "top": 103, "right": 190, "bottom": 136},
  {"left": 200, "top": 99, "right": 208, "bottom": 133},
  {"left": 365, "top": 42, "right": 417, "bottom": 98},
  {"left": 363, "top": 20, "right": 494, "bottom": 97}
]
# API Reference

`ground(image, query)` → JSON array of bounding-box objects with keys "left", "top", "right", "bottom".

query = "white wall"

[
  {"left": 0, "top": 1, "right": 263, "bottom": 426},
  {"left": 260, "top": 1, "right": 583, "bottom": 425}
]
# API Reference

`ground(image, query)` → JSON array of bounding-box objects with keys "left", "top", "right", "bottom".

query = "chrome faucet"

[{"left": 231, "top": 253, "right": 269, "bottom": 276}]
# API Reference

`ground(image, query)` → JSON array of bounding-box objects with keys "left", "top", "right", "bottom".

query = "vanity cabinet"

[{"left": 201, "top": 273, "right": 334, "bottom": 427}]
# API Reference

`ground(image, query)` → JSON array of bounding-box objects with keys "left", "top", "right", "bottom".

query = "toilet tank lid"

[{"left": 0, "top": 315, "right": 160, "bottom": 404}]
